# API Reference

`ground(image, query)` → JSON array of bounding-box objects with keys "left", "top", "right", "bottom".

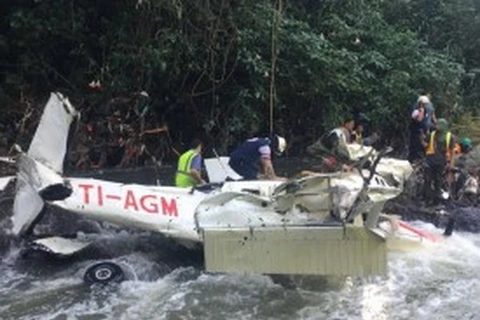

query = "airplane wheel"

[{"left": 83, "top": 261, "right": 125, "bottom": 285}]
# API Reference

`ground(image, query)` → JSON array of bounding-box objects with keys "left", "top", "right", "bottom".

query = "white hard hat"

[
  {"left": 277, "top": 136, "right": 287, "bottom": 153},
  {"left": 417, "top": 95, "right": 430, "bottom": 104}
]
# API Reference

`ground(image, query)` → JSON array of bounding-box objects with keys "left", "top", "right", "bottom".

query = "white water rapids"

[{"left": 1, "top": 222, "right": 479, "bottom": 320}]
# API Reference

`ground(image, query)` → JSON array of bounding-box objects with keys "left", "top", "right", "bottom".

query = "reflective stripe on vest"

[
  {"left": 354, "top": 132, "right": 362, "bottom": 144},
  {"left": 425, "top": 131, "right": 452, "bottom": 159},
  {"left": 175, "top": 149, "right": 197, "bottom": 187}
]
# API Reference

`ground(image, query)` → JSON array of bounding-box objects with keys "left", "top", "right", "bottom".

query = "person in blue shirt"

[
  {"left": 409, "top": 95, "right": 430, "bottom": 163},
  {"left": 229, "top": 135, "right": 287, "bottom": 180},
  {"left": 410, "top": 92, "right": 436, "bottom": 134},
  {"left": 418, "top": 93, "right": 437, "bottom": 134}
]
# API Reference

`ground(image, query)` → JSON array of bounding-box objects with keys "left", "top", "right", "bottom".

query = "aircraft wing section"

[
  {"left": 12, "top": 173, "right": 45, "bottom": 236},
  {"left": 11, "top": 93, "right": 75, "bottom": 236},
  {"left": 27, "top": 92, "right": 79, "bottom": 174}
]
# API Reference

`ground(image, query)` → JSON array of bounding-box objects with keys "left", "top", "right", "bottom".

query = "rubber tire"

[{"left": 83, "top": 261, "right": 125, "bottom": 285}]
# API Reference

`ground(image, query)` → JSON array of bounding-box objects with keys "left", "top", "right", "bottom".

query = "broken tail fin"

[{"left": 11, "top": 92, "right": 79, "bottom": 236}]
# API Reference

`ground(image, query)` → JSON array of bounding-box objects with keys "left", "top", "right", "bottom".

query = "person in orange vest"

[
  {"left": 451, "top": 137, "right": 476, "bottom": 200},
  {"left": 456, "top": 137, "right": 473, "bottom": 155},
  {"left": 421, "top": 118, "right": 456, "bottom": 205},
  {"left": 448, "top": 137, "right": 472, "bottom": 171}
]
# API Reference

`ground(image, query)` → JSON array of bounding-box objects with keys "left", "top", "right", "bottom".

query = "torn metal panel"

[
  {"left": 203, "top": 225, "right": 387, "bottom": 276},
  {"left": 30, "top": 236, "right": 91, "bottom": 256},
  {"left": 204, "top": 157, "right": 243, "bottom": 183},
  {"left": 273, "top": 174, "right": 334, "bottom": 216}
]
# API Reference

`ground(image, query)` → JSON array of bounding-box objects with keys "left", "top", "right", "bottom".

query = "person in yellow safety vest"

[
  {"left": 175, "top": 139, "right": 206, "bottom": 188},
  {"left": 421, "top": 118, "right": 456, "bottom": 205},
  {"left": 351, "top": 123, "right": 364, "bottom": 145},
  {"left": 351, "top": 122, "right": 380, "bottom": 147},
  {"left": 453, "top": 137, "right": 473, "bottom": 170}
]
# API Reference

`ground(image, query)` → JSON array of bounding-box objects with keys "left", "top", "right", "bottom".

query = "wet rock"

[
  {"left": 448, "top": 207, "right": 480, "bottom": 233},
  {"left": 385, "top": 196, "right": 480, "bottom": 234}
]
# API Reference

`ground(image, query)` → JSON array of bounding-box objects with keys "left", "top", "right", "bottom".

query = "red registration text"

[{"left": 77, "top": 184, "right": 178, "bottom": 217}]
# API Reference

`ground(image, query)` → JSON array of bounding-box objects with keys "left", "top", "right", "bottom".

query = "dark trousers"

[
  {"left": 423, "top": 163, "right": 445, "bottom": 204},
  {"left": 408, "top": 132, "right": 424, "bottom": 163}
]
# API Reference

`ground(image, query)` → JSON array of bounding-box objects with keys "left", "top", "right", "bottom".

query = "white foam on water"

[
  {"left": 1, "top": 222, "right": 480, "bottom": 320},
  {"left": 294, "top": 223, "right": 480, "bottom": 320}
]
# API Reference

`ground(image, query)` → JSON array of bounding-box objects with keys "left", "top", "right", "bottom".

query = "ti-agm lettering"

[{"left": 161, "top": 197, "right": 178, "bottom": 217}]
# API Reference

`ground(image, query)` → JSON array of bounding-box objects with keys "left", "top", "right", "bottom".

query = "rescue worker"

[
  {"left": 457, "top": 137, "right": 473, "bottom": 155},
  {"left": 351, "top": 123, "right": 364, "bottom": 145},
  {"left": 408, "top": 96, "right": 428, "bottom": 163},
  {"left": 420, "top": 92, "right": 437, "bottom": 133},
  {"left": 229, "top": 135, "right": 287, "bottom": 180},
  {"left": 309, "top": 116, "right": 354, "bottom": 155},
  {"left": 452, "top": 137, "right": 475, "bottom": 200},
  {"left": 334, "top": 117, "right": 355, "bottom": 145},
  {"left": 306, "top": 116, "right": 356, "bottom": 172},
  {"left": 351, "top": 122, "right": 379, "bottom": 147},
  {"left": 451, "top": 137, "right": 472, "bottom": 167},
  {"left": 421, "top": 118, "right": 456, "bottom": 205},
  {"left": 175, "top": 138, "right": 206, "bottom": 188}
]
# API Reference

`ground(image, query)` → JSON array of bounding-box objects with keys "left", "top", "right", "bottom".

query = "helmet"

[
  {"left": 269, "top": 135, "right": 287, "bottom": 155},
  {"left": 277, "top": 135, "right": 287, "bottom": 153},
  {"left": 460, "top": 137, "right": 473, "bottom": 152},
  {"left": 417, "top": 95, "right": 430, "bottom": 105},
  {"left": 437, "top": 118, "right": 448, "bottom": 131}
]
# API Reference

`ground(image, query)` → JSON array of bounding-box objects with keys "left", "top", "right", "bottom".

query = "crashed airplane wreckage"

[{"left": 7, "top": 92, "right": 445, "bottom": 284}]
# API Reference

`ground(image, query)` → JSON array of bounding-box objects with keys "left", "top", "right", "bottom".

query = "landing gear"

[{"left": 83, "top": 261, "right": 125, "bottom": 285}]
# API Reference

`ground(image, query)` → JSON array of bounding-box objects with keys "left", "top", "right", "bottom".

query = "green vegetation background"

[{"left": 1, "top": 0, "right": 480, "bottom": 157}]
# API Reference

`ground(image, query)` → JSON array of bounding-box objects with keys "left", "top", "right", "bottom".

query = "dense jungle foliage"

[{"left": 1, "top": 0, "right": 480, "bottom": 161}]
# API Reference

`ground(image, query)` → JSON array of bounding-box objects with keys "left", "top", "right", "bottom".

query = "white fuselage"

[
  {"left": 56, "top": 178, "right": 208, "bottom": 242},
  {"left": 51, "top": 172, "right": 400, "bottom": 245}
]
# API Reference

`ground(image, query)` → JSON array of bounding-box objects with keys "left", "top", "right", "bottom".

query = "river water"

[
  {"left": 1, "top": 217, "right": 480, "bottom": 320},
  {"left": 1, "top": 164, "right": 480, "bottom": 320}
]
